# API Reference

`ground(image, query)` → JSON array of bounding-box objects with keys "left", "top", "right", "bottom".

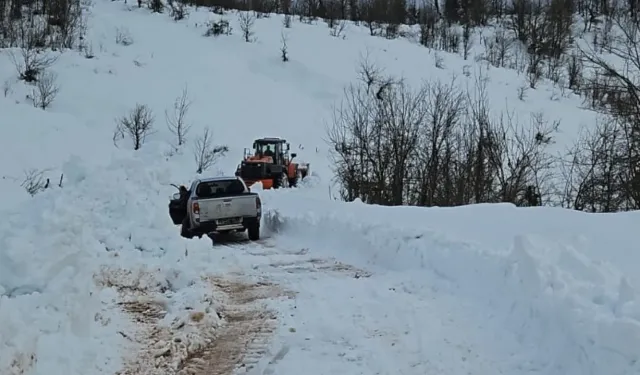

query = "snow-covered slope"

[{"left": 1, "top": 1, "right": 639, "bottom": 374}]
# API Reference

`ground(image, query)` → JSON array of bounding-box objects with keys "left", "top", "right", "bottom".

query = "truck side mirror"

[{"left": 291, "top": 153, "right": 297, "bottom": 158}]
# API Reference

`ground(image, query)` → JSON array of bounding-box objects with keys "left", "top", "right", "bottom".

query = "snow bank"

[
  {"left": 262, "top": 187, "right": 640, "bottom": 375},
  {"left": 0, "top": 151, "right": 222, "bottom": 375}
]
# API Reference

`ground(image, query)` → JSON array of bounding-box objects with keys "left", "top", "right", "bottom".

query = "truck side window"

[{"left": 196, "top": 183, "right": 212, "bottom": 197}]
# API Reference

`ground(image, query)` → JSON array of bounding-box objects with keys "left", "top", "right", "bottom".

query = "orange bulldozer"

[{"left": 235, "top": 137, "right": 310, "bottom": 189}]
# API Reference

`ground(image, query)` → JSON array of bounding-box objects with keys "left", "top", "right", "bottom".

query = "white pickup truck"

[{"left": 168, "top": 176, "right": 262, "bottom": 240}]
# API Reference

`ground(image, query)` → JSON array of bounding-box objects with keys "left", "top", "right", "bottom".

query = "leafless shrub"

[
  {"left": 434, "top": 52, "right": 444, "bottom": 69},
  {"left": 483, "top": 28, "right": 513, "bottom": 68},
  {"left": 148, "top": 0, "right": 164, "bottom": 13},
  {"left": 114, "top": 104, "right": 155, "bottom": 150},
  {"left": 411, "top": 78, "right": 467, "bottom": 206},
  {"left": 3, "top": 79, "right": 12, "bottom": 97},
  {"left": 486, "top": 110, "right": 559, "bottom": 205},
  {"left": 462, "top": 24, "right": 473, "bottom": 60},
  {"left": 0, "top": 0, "right": 86, "bottom": 50},
  {"left": 280, "top": 30, "right": 289, "bottom": 61},
  {"left": 21, "top": 169, "right": 50, "bottom": 196},
  {"left": 204, "top": 18, "right": 232, "bottom": 36},
  {"left": 239, "top": 12, "right": 256, "bottom": 42},
  {"left": 283, "top": 14, "right": 292, "bottom": 28},
  {"left": 438, "top": 24, "right": 460, "bottom": 54},
  {"left": 83, "top": 43, "right": 95, "bottom": 59},
  {"left": 417, "top": 4, "right": 438, "bottom": 48},
  {"left": 193, "top": 128, "right": 229, "bottom": 174},
  {"left": 571, "top": 14, "right": 640, "bottom": 212},
  {"left": 115, "top": 27, "right": 134, "bottom": 46},
  {"left": 559, "top": 118, "right": 639, "bottom": 212},
  {"left": 327, "top": 76, "right": 427, "bottom": 204},
  {"left": 354, "top": 52, "right": 397, "bottom": 104},
  {"left": 329, "top": 20, "right": 347, "bottom": 38},
  {"left": 526, "top": 52, "right": 543, "bottom": 89},
  {"left": 356, "top": 50, "right": 385, "bottom": 93},
  {"left": 517, "top": 84, "right": 528, "bottom": 100},
  {"left": 565, "top": 53, "right": 582, "bottom": 91},
  {"left": 327, "top": 60, "right": 559, "bottom": 207},
  {"left": 169, "top": 0, "right": 189, "bottom": 21},
  {"left": 32, "top": 71, "right": 60, "bottom": 110},
  {"left": 10, "top": 48, "right": 59, "bottom": 83},
  {"left": 165, "top": 86, "right": 193, "bottom": 147}
]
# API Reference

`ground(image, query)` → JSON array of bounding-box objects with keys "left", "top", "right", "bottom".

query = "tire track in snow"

[
  {"left": 216, "top": 235, "right": 372, "bottom": 279},
  {"left": 182, "top": 276, "right": 294, "bottom": 375}
]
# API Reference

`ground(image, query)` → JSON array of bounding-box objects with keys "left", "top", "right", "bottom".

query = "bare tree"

[
  {"left": 462, "top": 23, "right": 473, "bottom": 60},
  {"left": 114, "top": 104, "right": 155, "bottom": 150},
  {"left": 356, "top": 50, "right": 390, "bottom": 94},
  {"left": 32, "top": 71, "right": 60, "bottom": 110},
  {"left": 412, "top": 78, "right": 467, "bottom": 206},
  {"left": 575, "top": 14, "right": 640, "bottom": 211},
  {"left": 10, "top": 48, "right": 59, "bottom": 83},
  {"left": 483, "top": 27, "right": 513, "bottom": 68},
  {"left": 193, "top": 127, "right": 229, "bottom": 174},
  {"left": 327, "top": 63, "right": 429, "bottom": 205},
  {"left": 560, "top": 120, "right": 631, "bottom": 212},
  {"left": 486, "top": 110, "right": 559, "bottom": 205},
  {"left": 239, "top": 11, "right": 256, "bottom": 42},
  {"left": 165, "top": 86, "right": 192, "bottom": 147}
]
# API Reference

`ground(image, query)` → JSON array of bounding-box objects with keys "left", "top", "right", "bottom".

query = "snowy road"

[{"left": 125, "top": 234, "right": 525, "bottom": 375}]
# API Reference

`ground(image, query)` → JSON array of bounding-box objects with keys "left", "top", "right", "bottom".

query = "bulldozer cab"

[{"left": 250, "top": 138, "right": 290, "bottom": 165}]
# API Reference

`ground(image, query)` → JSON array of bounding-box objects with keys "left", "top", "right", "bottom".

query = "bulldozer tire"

[
  {"left": 275, "top": 173, "right": 289, "bottom": 189},
  {"left": 290, "top": 170, "right": 303, "bottom": 187},
  {"left": 247, "top": 222, "right": 260, "bottom": 240}
]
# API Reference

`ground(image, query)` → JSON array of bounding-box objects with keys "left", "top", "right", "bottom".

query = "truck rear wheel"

[
  {"left": 247, "top": 222, "right": 260, "bottom": 241},
  {"left": 180, "top": 217, "right": 194, "bottom": 239}
]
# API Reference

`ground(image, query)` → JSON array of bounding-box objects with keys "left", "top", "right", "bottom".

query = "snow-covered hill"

[{"left": 1, "top": 1, "right": 639, "bottom": 374}]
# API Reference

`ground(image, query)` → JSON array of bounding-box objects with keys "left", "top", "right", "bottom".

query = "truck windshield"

[{"left": 195, "top": 179, "right": 245, "bottom": 198}]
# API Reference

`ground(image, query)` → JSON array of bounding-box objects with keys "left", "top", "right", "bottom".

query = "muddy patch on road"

[
  {"left": 98, "top": 267, "right": 292, "bottom": 375},
  {"left": 264, "top": 257, "right": 372, "bottom": 278},
  {"left": 191, "top": 277, "right": 295, "bottom": 375}
]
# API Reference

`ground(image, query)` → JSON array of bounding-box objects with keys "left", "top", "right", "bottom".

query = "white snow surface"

[{"left": 0, "top": 1, "right": 639, "bottom": 374}]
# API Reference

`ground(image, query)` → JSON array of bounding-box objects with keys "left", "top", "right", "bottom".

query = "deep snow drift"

[
  {"left": 262, "top": 186, "right": 640, "bottom": 375},
  {"left": 1, "top": 0, "right": 639, "bottom": 374}
]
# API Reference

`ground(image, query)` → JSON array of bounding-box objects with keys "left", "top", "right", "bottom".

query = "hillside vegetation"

[{"left": 1, "top": 0, "right": 639, "bottom": 212}]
